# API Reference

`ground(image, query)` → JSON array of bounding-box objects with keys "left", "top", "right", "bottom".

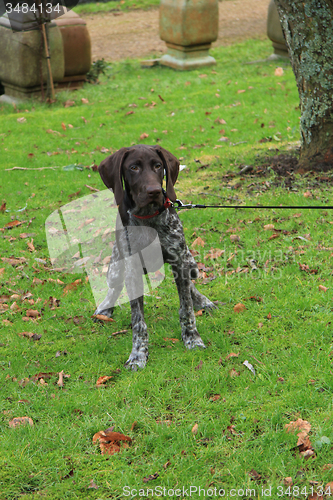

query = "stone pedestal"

[
  {"left": 0, "top": 12, "right": 64, "bottom": 99},
  {"left": 0, "top": 9, "right": 91, "bottom": 100},
  {"left": 55, "top": 10, "right": 91, "bottom": 91},
  {"left": 159, "top": 0, "right": 218, "bottom": 70},
  {"left": 267, "top": 0, "right": 289, "bottom": 59}
]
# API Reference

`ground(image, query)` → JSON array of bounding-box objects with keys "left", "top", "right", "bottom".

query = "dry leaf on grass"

[
  {"left": 18, "top": 331, "right": 42, "bottom": 341},
  {"left": 64, "top": 100, "right": 75, "bottom": 108},
  {"left": 226, "top": 352, "right": 239, "bottom": 360},
  {"left": 234, "top": 303, "right": 246, "bottom": 313},
  {"left": 229, "top": 368, "right": 240, "bottom": 378},
  {"left": 274, "top": 67, "right": 284, "bottom": 76},
  {"left": 264, "top": 224, "right": 275, "bottom": 231},
  {"left": 96, "top": 375, "right": 112, "bottom": 387},
  {"left": 87, "top": 480, "right": 99, "bottom": 489},
  {"left": 191, "top": 423, "right": 199, "bottom": 435},
  {"left": 92, "top": 314, "right": 115, "bottom": 322},
  {"left": 319, "top": 285, "right": 328, "bottom": 292},
  {"left": 93, "top": 428, "right": 132, "bottom": 455},
  {"left": 57, "top": 370, "right": 70, "bottom": 388},
  {"left": 248, "top": 468, "right": 261, "bottom": 481},
  {"left": 9, "top": 416, "right": 33, "bottom": 428},
  {"left": 285, "top": 418, "right": 315, "bottom": 459},
  {"left": 143, "top": 473, "right": 159, "bottom": 483},
  {"left": 285, "top": 418, "right": 311, "bottom": 434},
  {"left": 63, "top": 279, "right": 82, "bottom": 295},
  {"left": 204, "top": 248, "right": 225, "bottom": 259},
  {"left": 209, "top": 394, "right": 221, "bottom": 402},
  {"left": 284, "top": 477, "right": 293, "bottom": 486},
  {"left": 191, "top": 236, "right": 205, "bottom": 248},
  {"left": 25, "top": 309, "right": 40, "bottom": 318},
  {"left": 230, "top": 234, "right": 240, "bottom": 242},
  {"left": 2, "top": 256, "right": 27, "bottom": 265}
]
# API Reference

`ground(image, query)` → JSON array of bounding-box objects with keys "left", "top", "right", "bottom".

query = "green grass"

[
  {"left": 1, "top": 39, "right": 333, "bottom": 499},
  {"left": 73, "top": 0, "right": 160, "bottom": 15},
  {"left": 73, "top": 0, "right": 228, "bottom": 15}
]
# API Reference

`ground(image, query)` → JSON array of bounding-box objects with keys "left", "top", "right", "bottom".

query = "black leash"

[{"left": 173, "top": 200, "right": 333, "bottom": 210}]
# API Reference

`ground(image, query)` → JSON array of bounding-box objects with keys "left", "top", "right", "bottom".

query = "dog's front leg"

[
  {"left": 172, "top": 266, "right": 206, "bottom": 350},
  {"left": 124, "top": 295, "right": 148, "bottom": 371},
  {"left": 94, "top": 243, "right": 124, "bottom": 317},
  {"left": 123, "top": 259, "right": 148, "bottom": 371}
]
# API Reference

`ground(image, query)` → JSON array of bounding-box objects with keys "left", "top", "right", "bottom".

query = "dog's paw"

[
  {"left": 182, "top": 332, "right": 206, "bottom": 350},
  {"left": 124, "top": 351, "right": 148, "bottom": 371}
]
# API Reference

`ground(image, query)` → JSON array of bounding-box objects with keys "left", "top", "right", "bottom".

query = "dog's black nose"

[{"left": 146, "top": 186, "right": 162, "bottom": 197}]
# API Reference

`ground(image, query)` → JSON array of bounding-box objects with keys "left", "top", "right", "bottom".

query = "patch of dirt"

[
  {"left": 237, "top": 152, "right": 333, "bottom": 191},
  {"left": 83, "top": 0, "right": 271, "bottom": 62}
]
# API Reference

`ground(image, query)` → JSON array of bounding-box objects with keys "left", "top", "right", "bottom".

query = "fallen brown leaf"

[
  {"left": 96, "top": 375, "right": 112, "bottom": 387},
  {"left": 226, "top": 352, "right": 239, "bottom": 360},
  {"left": 63, "top": 279, "right": 82, "bottom": 295},
  {"left": 57, "top": 370, "right": 70, "bottom": 388},
  {"left": 284, "top": 418, "right": 311, "bottom": 434},
  {"left": 9, "top": 416, "right": 33, "bottom": 428},
  {"left": 93, "top": 429, "right": 132, "bottom": 455},
  {"left": 26, "top": 309, "right": 40, "bottom": 318},
  {"left": 143, "top": 473, "right": 159, "bottom": 483},
  {"left": 248, "top": 468, "right": 261, "bottom": 481},
  {"left": 191, "top": 236, "right": 205, "bottom": 248},
  {"left": 234, "top": 303, "right": 246, "bottom": 313},
  {"left": 64, "top": 100, "right": 75, "bottom": 108},
  {"left": 274, "top": 67, "right": 284, "bottom": 76},
  {"left": 209, "top": 394, "right": 221, "bottom": 402},
  {"left": 92, "top": 314, "right": 115, "bottom": 322},
  {"left": 131, "top": 421, "right": 137, "bottom": 431},
  {"left": 192, "top": 423, "right": 199, "bottom": 435},
  {"left": 230, "top": 234, "right": 240, "bottom": 242},
  {"left": 204, "top": 248, "right": 225, "bottom": 259},
  {"left": 87, "top": 479, "right": 99, "bottom": 489},
  {"left": 27, "top": 239, "right": 35, "bottom": 252}
]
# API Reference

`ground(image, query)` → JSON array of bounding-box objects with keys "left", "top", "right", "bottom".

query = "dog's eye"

[
  {"left": 130, "top": 165, "right": 139, "bottom": 171},
  {"left": 155, "top": 163, "right": 162, "bottom": 169}
]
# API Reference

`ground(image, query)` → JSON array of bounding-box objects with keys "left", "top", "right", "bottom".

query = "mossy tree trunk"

[{"left": 274, "top": 0, "right": 333, "bottom": 171}]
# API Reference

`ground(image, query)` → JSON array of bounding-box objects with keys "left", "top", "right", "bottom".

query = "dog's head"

[{"left": 98, "top": 145, "right": 180, "bottom": 208}]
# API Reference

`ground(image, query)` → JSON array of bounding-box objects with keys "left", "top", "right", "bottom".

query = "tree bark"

[{"left": 274, "top": 0, "right": 333, "bottom": 171}]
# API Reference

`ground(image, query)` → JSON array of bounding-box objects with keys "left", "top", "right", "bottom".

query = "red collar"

[{"left": 131, "top": 197, "right": 172, "bottom": 219}]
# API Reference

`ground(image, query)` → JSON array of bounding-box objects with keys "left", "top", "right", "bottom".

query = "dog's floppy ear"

[
  {"left": 98, "top": 147, "right": 128, "bottom": 205},
  {"left": 151, "top": 145, "right": 180, "bottom": 202}
]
